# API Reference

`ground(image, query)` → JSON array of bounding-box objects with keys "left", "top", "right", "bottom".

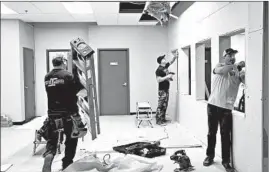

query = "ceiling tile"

[
  {"left": 138, "top": 21, "right": 158, "bottom": 25},
  {"left": 18, "top": 14, "right": 75, "bottom": 22},
  {"left": 90, "top": 2, "right": 119, "bottom": 13},
  {"left": 118, "top": 13, "right": 141, "bottom": 25},
  {"left": 94, "top": 13, "right": 118, "bottom": 25},
  {"left": 3, "top": 2, "right": 42, "bottom": 14},
  {"left": 31, "top": 2, "right": 69, "bottom": 14},
  {"left": 70, "top": 14, "right": 96, "bottom": 22}
]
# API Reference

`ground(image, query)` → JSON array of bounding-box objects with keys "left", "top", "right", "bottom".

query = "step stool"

[
  {"left": 33, "top": 118, "right": 64, "bottom": 156},
  {"left": 136, "top": 102, "right": 153, "bottom": 128}
]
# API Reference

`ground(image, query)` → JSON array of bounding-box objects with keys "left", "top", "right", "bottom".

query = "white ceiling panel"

[
  {"left": 3, "top": 2, "right": 41, "bottom": 14},
  {"left": 71, "top": 14, "right": 96, "bottom": 22},
  {"left": 18, "top": 14, "right": 75, "bottom": 22},
  {"left": 90, "top": 2, "right": 119, "bottom": 13},
  {"left": 94, "top": 13, "right": 118, "bottom": 25},
  {"left": 138, "top": 21, "right": 158, "bottom": 25},
  {"left": 118, "top": 13, "right": 142, "bottom": 25},
  {"left": 31, "top": 2, "right": 69, "bottom": 14}
]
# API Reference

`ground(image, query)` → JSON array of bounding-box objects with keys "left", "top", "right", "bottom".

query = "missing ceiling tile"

[
  {"left": 139, "top": 13, "right": 157, "bottom": 21},
  {"left": 119, "top": 2, "right": 146, "bottom": 13}
]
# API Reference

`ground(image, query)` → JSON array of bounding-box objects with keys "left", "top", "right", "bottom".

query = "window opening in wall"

[
  {"left": 205, "top": 46, "right": 212, "bottom": 100},
  {"left": 188, "top": 47, "right": 191, "bottom": 95},
  {"left": 219, "top": 29, "right": 246, "bottom": 113},
  {"left": 182, "top": 46, "right": 191, "bottom": 95},
  {"left": 195, "top": 39, "right": 211, "bottom": 101}
]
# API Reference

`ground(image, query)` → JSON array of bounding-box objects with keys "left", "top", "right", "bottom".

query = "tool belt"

[{"left": 39, "top": 110, "right": 87, "bottom": 140}]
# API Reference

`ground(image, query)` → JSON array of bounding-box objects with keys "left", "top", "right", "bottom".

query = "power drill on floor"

[{"left": 170, "top": 150, "right": 194, "bottom": 172}]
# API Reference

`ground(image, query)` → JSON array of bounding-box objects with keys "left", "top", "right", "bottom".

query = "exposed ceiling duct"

[{"left": 143, "top": 2, "right": 179, "bottom": 26}]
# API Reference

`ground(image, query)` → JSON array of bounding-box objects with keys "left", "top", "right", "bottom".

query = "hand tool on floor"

[{"left": 170, "top": 150, "right": 194, "bottom": 172}]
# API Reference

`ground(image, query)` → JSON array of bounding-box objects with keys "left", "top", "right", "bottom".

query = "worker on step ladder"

[{"left": 37, "top": 55, "right": 87, "bottom": 172}]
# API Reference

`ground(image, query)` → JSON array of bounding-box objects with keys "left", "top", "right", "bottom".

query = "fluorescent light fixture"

[
  {"left": 1, "top": 3, "right": 17, "bottom": 14},
  {"left": 62, "top": 2, "right": 93, "bottom": 14}
]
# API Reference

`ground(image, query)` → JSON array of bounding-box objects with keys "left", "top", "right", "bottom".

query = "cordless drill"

[
  {"left": 170, "top": 150, "right": 194, "bottom": 172},
  {"left": 168, "top": 72, "right": 175, "bottom": 81}
]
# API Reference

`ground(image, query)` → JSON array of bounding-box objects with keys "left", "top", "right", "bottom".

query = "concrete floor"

[{"left": 1, "top": 115, "right": 226, "bottom": 172}]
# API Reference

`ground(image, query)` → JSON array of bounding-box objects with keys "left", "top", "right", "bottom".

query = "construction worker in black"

[{"left": 41, "top": 55, "right": 86, "bottom": 172}]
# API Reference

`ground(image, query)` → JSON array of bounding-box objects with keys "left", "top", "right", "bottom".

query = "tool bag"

[{"left": 113, "top": 142, "right": 166, "bottom": 158}]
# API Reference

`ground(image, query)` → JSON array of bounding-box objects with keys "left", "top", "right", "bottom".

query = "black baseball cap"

[
  {"left": 223, "top": 48, "right": 238, "bottom": 57},
  {"left": 52, "top": 55, "right": 66, "bottom": 67},
  {"left": 157, "top": 55, "right": 165, "bottom": 64}
]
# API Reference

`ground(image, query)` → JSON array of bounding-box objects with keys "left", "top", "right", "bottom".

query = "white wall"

[
  {"left": 34, "top": 24, "right": 168, "bottom": 116},
  {"left": 33, "top": 23, "right": 89, "bottom": 116},
  {"left": 1, "top": 20, "right": 35, "bottom": 122},
  {"left": 168, "top": 2, "right": 264, "bottom": 172},
  {"left": 88, "top": 26, "right": 168, "bottom": 112},
  {"left": 1, "top": 20, "right": 22, "bottom": 122},
  {"left": 19, "top": 20, "right": 35, "bottom": 120}
]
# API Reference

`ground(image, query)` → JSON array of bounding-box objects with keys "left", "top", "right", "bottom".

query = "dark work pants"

[
  {"left": 156, "top": 90, "right": 169, "bottom": 122},
  {"left": 42, "top": 117, "right": 78, "bottom": 172},
  {"left": 206, "top": 104, "right": 233, "bottom": 163}
]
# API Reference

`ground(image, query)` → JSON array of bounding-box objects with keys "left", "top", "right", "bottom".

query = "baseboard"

[
  {"left": 13, "top": 116, "right": 38, "bottom": 125},
  {"left": 130, "top": 112, "right": 156, "bottom": 115},
  {"left": 13, "top": 120, "right": 26, "bottom": 125}
]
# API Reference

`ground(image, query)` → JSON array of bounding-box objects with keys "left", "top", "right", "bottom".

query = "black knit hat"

[
  {"left": 157, "top": 55, "right": 165, "bottom": 64},
  {"left": 52, "top": 56, "right": 66, "bottom": 67}
]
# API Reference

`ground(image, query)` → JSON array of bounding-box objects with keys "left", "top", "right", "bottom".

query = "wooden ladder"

[{"left": 70, "top": 38, "right": 100, "bottom": 140}]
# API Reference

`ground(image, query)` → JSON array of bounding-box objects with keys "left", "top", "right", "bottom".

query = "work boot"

[
  {"left": 156, "top": 120, "right": 166, "bottom": 126},
  {"left": 203, "top": 156, "right": 214, "bottom": 166},
  {"left": 162, "top": 118, "right": 171, "bottom": 123},
  {"left": 222, "top": 163, "right": 235, "bottom": 172}
]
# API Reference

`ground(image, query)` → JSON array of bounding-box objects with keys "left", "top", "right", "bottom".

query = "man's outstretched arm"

[
  {"left": 213, "top": 64, "right": 235, "bottom": 75},
  {"left": 168, "top": 51, "right": 179, "bottom": 65}
]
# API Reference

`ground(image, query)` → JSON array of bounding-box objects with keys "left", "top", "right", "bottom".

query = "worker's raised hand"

[{"left": 171, "top": 49, "right": 179, "bottom": 57}]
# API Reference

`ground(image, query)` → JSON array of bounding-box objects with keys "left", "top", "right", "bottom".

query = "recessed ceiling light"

[
  {"left": 62, "top": 2, "right": 93, "bottom": 14},
  {"left": 1, "top": 3, "right": 17, "bottom": 14}
]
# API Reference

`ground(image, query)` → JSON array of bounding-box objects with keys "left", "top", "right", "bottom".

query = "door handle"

[
  {"left": 25, "top": 86, "right": 28, "bottom": 89},
  {"left": 122, "top": 83, "right": 127, "bottom": 86}
]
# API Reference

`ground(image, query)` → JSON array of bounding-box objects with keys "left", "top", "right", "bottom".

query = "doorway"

[
  {"left": 23, "top": 47, "right": 36, "bottom": 122},
  {"left": 98, "top": 49, "right": 130, "bottom": 115}
]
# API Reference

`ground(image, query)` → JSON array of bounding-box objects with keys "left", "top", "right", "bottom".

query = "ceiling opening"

[
  {"left": 139, "top": 13, "right": 157, "bottom": 21},
  {"left": 119, "top": 2, "right": 146, "bottom": 13}
]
